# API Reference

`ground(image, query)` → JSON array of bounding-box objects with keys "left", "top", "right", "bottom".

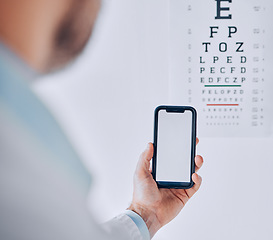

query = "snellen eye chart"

[{"left": 168, "top": 0, "right": 273, "bottom": 137}]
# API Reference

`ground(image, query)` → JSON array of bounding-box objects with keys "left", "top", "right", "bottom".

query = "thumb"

[{"left": 135, "top": 143, "right": 154, "bottom": 178}]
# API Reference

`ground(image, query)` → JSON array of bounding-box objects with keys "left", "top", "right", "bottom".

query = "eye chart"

[{"left": 168, "top": 0, "right": 273, "bottom": 137}]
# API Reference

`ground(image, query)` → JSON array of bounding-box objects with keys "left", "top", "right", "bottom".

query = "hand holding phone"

[{"left": 128, "top": 106, "right": 203, "bottom": 237}]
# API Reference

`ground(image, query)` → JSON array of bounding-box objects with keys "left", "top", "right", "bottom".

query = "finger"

[
  {"left": 196, "top": 137, "right": 199, "bottom": 145},
  {"left": 185, "top": 173, "right": 202, "bottom": 198},
  {"left": 195, "top": 155, "right": 203, "bottom": 172},
  {"left": 135, "top": 143, "right": 154, "bottom": 178}
]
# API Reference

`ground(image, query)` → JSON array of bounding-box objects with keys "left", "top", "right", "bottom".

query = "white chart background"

[
  {"left": 169, "top": 0, "right": 273, "bottom": 137},
  {"left": 34, "top": 1, "right": 273, "bottom": 239}
]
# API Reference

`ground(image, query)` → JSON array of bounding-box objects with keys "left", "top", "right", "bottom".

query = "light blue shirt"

[{"left": 0, "top": 42, "right": 150, "bottom": 240}]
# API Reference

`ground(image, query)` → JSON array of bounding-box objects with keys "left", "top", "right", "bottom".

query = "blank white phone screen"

[{"left": 156, "top": 110, "right": 192, "bottom": 182}]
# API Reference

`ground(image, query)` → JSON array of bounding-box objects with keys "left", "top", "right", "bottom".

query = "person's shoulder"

[{"left": 0, "top": 105, "right": 97, "bottom": 240}]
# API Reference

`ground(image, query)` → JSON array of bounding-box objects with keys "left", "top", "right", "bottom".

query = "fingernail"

[{"left": 146, "top": 143, "right": 150, "bottom": 149}]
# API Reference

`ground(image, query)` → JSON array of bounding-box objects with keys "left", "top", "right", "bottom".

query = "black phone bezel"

[{"left": 152, "top": 105, "right": 197, "bottom": 189}]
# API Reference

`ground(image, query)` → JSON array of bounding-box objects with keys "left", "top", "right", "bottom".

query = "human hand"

[{"left": 128, "top": 139, "right": 203, "bottom": 238}]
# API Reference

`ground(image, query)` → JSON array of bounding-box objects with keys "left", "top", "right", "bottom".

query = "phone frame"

[{"left": 152, "top": 105, "right": 197, "bottom": 189}]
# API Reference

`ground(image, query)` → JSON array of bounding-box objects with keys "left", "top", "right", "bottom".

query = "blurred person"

[{"left": 0, "top": 1, "right": 203, "bottom": 239}]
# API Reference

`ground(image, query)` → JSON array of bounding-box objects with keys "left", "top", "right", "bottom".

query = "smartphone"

[{"left": 152, "top": 105, "right": 197, "bottom": 189}]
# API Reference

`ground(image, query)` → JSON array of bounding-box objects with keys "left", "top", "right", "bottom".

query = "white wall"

[{"left": 34, "top": 1, "right": 273, "bottom": 239}]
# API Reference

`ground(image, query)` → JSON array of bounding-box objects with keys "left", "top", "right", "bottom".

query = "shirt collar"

[{"left": 0, "top": 40, "right": 39, "bottom": 83}]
